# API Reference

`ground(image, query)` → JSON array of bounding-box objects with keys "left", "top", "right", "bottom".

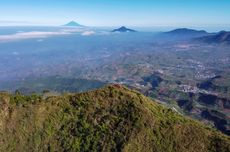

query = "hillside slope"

[
  {"left": 0, "top": 85, "right": 229, "bottom": 152},
  {"left": 197, "top": 31, "right": 230, "bottom": 44}
]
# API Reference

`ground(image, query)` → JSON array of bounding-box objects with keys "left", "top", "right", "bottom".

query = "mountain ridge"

[
  {"left": 0, "top": 84, "right": 229, "bottom": 151},
  {"left": 166, "top": 28, "right": 208, "bottom": 35},
  {"left": 196, "top": 31, "right": 230, "bottom": 44},
  {"left": 156, "top": 28, "right": 210, "bottom": 41}
]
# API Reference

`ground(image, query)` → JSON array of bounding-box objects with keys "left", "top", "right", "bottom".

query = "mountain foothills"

[{"left": 0, "top": 85, "right": 229, "bottom": 152}]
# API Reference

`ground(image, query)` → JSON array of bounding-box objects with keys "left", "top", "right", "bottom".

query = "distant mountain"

[
  {"left": 64, "top": 21, "right": 84, "bottom": 27},
  {"left": 112, "top": 26, "right": 137, "bottom": 32},
  {"left": 160, "top": 28, "right": 209, "bottom": 41},
  {"left": 166, "top": 28, "right": 208, "bottom": 35},
  {"left": 197, "top": 31, "right": 230, "bottom": 44},
  {"left": 0, "top": 85, "right": 229, "bottom": 151}
]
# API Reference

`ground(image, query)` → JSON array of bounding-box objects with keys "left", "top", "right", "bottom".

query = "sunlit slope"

[{"left": 0, "top": 85, "right": 229, "bottom": 152}]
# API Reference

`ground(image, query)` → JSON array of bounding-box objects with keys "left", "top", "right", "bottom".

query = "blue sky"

[{"left": 0, "top": 0, "right": 230, "bottom": 28}]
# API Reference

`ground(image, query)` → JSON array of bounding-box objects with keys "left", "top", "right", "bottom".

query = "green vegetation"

[{"left": 0, "top": 85, "right": 229, "bottom": 152}]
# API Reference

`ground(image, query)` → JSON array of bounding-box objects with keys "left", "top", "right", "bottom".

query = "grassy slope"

[{"left": 0, "top": 85, "right": 229, "bottom": 152}]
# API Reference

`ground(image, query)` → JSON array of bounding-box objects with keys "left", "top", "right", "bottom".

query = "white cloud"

[
  {"left": 81, "top": 31, "right": 95, "bottom": 36},
  {"left": 98, "top": 31, "right": 112, "bottom": 35},
  {"left": 60, "top": 28, "right": 84, "bottom": 33},
  {"left": 37, "top": 39, "right": 44, "bottom": 42},
  {"left": 12, "top": 52, "right": 19, "bottom": 55},
  {"left": 0, "top": 28, "right": 98, "bottom": 42},
  {"left": 0, "top": 31, "right": 70, "bottom": 42}
]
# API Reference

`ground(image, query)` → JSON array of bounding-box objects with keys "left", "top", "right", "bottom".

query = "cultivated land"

[{"left": 0, "top": 27, "right": 230, "bottom": 135}]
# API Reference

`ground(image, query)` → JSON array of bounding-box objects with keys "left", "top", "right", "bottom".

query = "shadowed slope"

[{"left": 197, "top": 31, "right": 230, "bottom": 44}]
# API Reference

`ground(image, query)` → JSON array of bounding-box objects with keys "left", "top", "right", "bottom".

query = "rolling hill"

[{"left": 0, "top": 85, "right": 229, "bottom": 152}]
